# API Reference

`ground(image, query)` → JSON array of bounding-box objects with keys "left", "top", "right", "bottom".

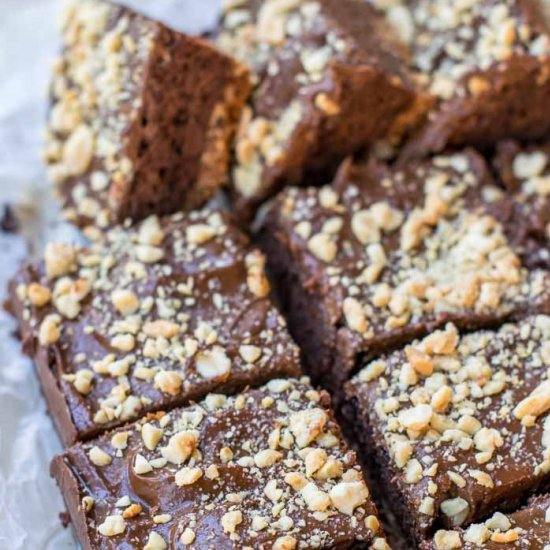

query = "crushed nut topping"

[
  {"left": 372, "top": 0, "right": 550, "bottom": 101},
  {"left": 43, "top": 0, "right": 250, "bottom": 230}
]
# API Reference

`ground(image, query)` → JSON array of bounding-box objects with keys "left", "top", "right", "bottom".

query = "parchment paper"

[{"left": 0, "top": 2, "right": 221, "bottom": 547}]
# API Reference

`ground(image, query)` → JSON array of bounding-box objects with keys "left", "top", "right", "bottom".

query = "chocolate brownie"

[
  {"left": 51, "top": 378, "right": 388, "bottom": 550},
  {"left": 376, "top": 0, "right": 550, "bottom": 156},
  {"left": 217, "top": 0, "right": 429, "bottom": 218},
  {"left": 422, "top": 494, "right": 550, "bottom": 549},
  {"left": 7, "top": 211, "right": 301, "bottom": 445},
  {"left": 260, "top": 150, "right": 550, "bottom": 397},
  {"left": 345, "top": 316, "right": 550, "bottom": 545},
  {"left": 43, "top": 0, "right": 250, "bottom": 232},
  {"left": 493, "top": 140, "right": 550, "bottom": 270}
]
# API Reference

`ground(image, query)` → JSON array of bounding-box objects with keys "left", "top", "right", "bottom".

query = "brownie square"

[
  {"left": 396, "top": 0, "right": 550, "bottom": 156},
  {"left": 422, "top": 494, "right": 550, "bottom": 549},
  {"left": 8, "top": 211, "right": 301, "bottom": 445},
  {"left": 43, "top": 0, "right": 251, "bottom": 231},
  {"left": 422, "top": 495, "right": 550, "bottom": 550},
  {"left": 260, "top": 150, "right": 550, "bottom": 396},
  {"left": 493, "top": 139, "right": 550, "bottom": 270},
  {"left": 217, "top": 0, "right": 429, "bottom": 217},
  {"left": 345, "top": 316, "right": 550, "bottom": 545},
  {"left": 51, "top": 378, "right": 388, "bottom": 549}
]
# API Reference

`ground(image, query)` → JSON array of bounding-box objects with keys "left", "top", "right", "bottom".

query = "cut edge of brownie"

[
  {"left": 7, "top": 280, "right": 83, "bottom": 445},
  {"left": 120, "top": 31, "right": 251, "bottom": 223},
  {"left": 340, "top": 392, "right": 422, "bottom": 549},
  {"left": 48, "top": 0, "right": 252, "bottom": 230},
  {"left": 257, "top": 215, "right": 339, "bottom": 395},
  {"left": 50, "top": 453, "right": 94, "bottom": 550}
]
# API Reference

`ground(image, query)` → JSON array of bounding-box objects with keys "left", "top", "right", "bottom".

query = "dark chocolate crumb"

[
  {"left": 59, "top": 511, "right": 71, "bottom": 528},
  {"left": 0, "top": 205, "right": 18, "bottom": 233}
]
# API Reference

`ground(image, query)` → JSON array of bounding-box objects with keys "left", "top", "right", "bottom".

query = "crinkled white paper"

[{"left": 0, "top": 1, "right": 220, "bottom": 547}]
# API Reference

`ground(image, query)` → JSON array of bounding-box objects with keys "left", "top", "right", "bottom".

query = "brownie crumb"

[
  {"left": 59, "top": 511, "right": 71, "bottom": 528},
  {"left": 0, "top": 205, "right": 18, "bottom": 233}
]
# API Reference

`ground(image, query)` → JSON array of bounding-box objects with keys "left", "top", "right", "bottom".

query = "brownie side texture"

[
  {"left": 259, "top": 150, "right": 550, "bottom": 397},
  {"left": 493, "top": 139, "right": 550, "bottom": 270},
  {"left": 51, "top": 378, "right": 388, "bottom": 549},
  {"left": 421, "top": 495, "right": 550, "bottom": 549},
  {"left": 400, "top": 0, "right": 550, "bottom": 156},
  {"left": 8, "top": 211, "right": 301, "bottom": 445},
  {"left": 345, "top": 317, "right": 550, "bottom": 545},
  {"left": 43, "top": 0, "right": 250, "bottom": 232},
  {"left": 217, "top": 0, "right": 429, "bottom": 218}
]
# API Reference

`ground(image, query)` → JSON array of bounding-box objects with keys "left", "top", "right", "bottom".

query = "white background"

[{"left": 0, "top": 1, "right": 220, "bottom": 547}]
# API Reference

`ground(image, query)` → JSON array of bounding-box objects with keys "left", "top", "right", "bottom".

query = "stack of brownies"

[{"left": 7, "top": 0, "right": 550, "bottom": 548}]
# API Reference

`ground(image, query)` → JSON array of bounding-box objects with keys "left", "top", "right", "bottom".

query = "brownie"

[
  {"left": 217, "top": 0, "right": 429, "bottom": 217},
  {"left": 493, "top": 140, "right": 550, "bottom": 270},
  {"left": 7, "top": 210, "right": 301, "bottom": 445},
  {"left": 51, "top": 377, "right": 388, "bottom": 550},
  {"left": 345, "top": 316, "right": 550, "bottom": 545},
  {"left": 379, "top": 0, "right": 550, "bottom": 157},
  {"left": 43, "top": 0, "right": 251, "bottom": 232},
  {"left": 260, "top": 150, "right": 550, "bottom": 397},
  {"left": 422, "top": 494, "right": 550, "bottom": 549}
]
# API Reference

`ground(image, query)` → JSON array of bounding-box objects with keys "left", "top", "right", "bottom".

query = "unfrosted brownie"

[
  {"left": 493, "top": 140, "right": 550, "bottom": 270},
  {"left": 379, "top": 0, "right": 550, "bottom": 156},
  {"left": 217, "top": 0, "right": 428, "bottom": 217},
  {"left": 51, "top": 378, "right": 388, "bottom": 550},
  {"left": 423, "top": 495, "right": 550, "bottom": 550},
  {"left": 43, "top": 0, "right": 250, "bottom": 231},
  {"left": 345, "top": 317, "right": 550, "bottom": 545},
  {"left": 260, "top": 150, "right": 550, "bottom": 396},
  {"left": 8, "top": 211, "right": 300, "bottom": 445}
]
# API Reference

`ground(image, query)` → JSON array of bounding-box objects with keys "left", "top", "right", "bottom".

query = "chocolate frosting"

[{"left": 399, "top": 0, "right": 550, "bottom": 156}]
